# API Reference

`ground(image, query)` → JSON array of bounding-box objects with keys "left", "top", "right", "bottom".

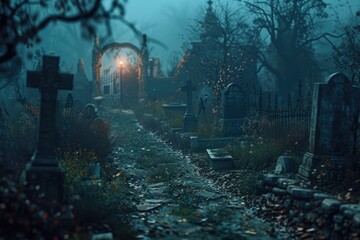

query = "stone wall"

[{"left": 258, "top": 174, "right": 360, "bottom": 238}]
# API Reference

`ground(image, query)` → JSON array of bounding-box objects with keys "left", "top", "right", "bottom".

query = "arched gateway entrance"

[{"left": 92, "top": 34, "right": 149, "bottom": 98}]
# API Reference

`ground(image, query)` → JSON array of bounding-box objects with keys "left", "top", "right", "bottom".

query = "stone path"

[{"left": 106, "top": 109, "right": 272, "bottom": 239}]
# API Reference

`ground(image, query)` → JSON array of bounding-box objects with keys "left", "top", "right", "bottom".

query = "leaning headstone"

[
  {"left": 220, "top": 83, "right": 248, "bottom": 136},
  {"left": 181, "top": 80, "right": 197, "bottom": 132},
  {"left": 297, "top": 73, "right": 360, "bottom": 182},
  {"left": 25, "top": 54, "right": 73, "bottom": 204}
]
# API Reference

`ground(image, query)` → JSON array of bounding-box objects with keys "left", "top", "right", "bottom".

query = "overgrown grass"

[
  {"left": 195, "top": 122, "right": 222, "bottom": 138},
  {"left": 59, "top": 150, "right": 99, "bottom": 185},
  {"left": 60, "top": 112, "right": 116, "bottom": 161},
  {"left": 227, "top": 115, "right": 309, "bottom": 171},
  {"left": 0, "top": 103, "right": 135, "bottom": 238},
  {"left": 167, "top": 116, "right": 183, "bottom": 128},
  {"left": 1, "top": 102, "right": 38, "bottom": 177},
  {"left": 227, "top": 139, "right": 283, "bottom": 170}
]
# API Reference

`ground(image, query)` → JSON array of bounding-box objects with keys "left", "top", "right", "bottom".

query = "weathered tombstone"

[
  {"left": 181, "top": 80, "right": 197, "bottom": 132},
  {"left": 25, "top": 55, "right": 73, "bottom": 204},
  {"left": 220, "top": 83, "right": 248, "bottom": 136},
  {"left": 297, "top": 73, "right": 360, "bottom": 182}
]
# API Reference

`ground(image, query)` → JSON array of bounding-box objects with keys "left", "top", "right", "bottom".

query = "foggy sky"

[
  {"left": 25, "top": 0, "right": 360, "bottom": 78},
  {"left": 117, "top": 0, "right": 360, "bottom": 70}
]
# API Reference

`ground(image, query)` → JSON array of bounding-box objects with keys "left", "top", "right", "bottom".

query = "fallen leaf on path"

[{"left": 245, "top": 230, "right": 257, "bottom": 235}]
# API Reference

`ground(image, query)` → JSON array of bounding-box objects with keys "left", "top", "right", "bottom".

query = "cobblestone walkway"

[{"left": 107, "top": 109, "right": 271, "bottom": 239}]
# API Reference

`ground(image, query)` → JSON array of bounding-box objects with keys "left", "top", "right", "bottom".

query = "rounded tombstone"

[{"left": 83, "top": 103, "right": 98, "bottom": 123}]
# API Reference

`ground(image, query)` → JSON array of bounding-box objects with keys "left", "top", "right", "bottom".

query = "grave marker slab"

[
  {"left": 297, "top": 73, "right": 360, "bottom": 181},
  {"left": 26, "top": 55, "right": 74, "bottom": 204}
]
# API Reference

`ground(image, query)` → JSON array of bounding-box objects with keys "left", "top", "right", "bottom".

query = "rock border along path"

[{"left": 107, "top": 109, "right": 271, "bottom": 239}]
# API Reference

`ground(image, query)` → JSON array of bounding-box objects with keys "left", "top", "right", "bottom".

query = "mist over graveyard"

[{"left": 1, "top": 0, "right": 360, "bottom": 239}]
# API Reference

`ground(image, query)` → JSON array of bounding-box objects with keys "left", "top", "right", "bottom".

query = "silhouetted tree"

[
  {"left": 0, "top": 0, "right": 127, "bottom": 64},
  {"left": 243, "top": 0, "right": 341, "bottom": 98},
  {"left": 178, "top": 1, "right": 254, "bottom": 101},
  {"left": 332, "top": 10, "right": 360, "bottom": 85}
]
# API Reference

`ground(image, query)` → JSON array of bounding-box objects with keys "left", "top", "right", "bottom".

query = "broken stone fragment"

[
  {"left": 340, "top": 204, "right": 360, "bottom": 217},
  {"left": 263, "top": 174, "right": 280, "bottom": 186},
  {"left": 290, "top": 188, "right": 317, "bottom": 199},
  {"left": 313, "top": 193, "right": 333, "bottom": 201},
  {"left": 321, "top": 199, "right": 342, "bottom": 212}
]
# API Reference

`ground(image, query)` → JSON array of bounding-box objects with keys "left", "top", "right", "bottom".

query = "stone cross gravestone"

[
  {"left": 26, "top": 55, "right": 73, "bottom": 203},
  {"left": 220, "top": 83, "right": 248, "bottom": 136},
  {"left": 298, "top": 73, "right": 360, "bottom": 181},
  {"left": 181, "top": 80, "right": 197, "bottom": 132}
]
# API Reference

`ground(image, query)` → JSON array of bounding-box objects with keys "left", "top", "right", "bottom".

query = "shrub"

[
  {"left": 68, "top": 175, "right": 133, "bottom": 227},
  {"left": 1, "top": 103, "right": 38, "bottom": 177},
  {"left": 227, "top": 139, "right": 283, "bottom": 170},
  {"left": 195, "top": 122, "right": 222, "bottom": 138},
  {"left": 240, "top": 114, "right": 309, "bottom": 154},
  {"left": 228, "top": 123, "right": 308, "bottom": 170},
  {"left": 152, "top": 100, "right": 166, "bottom": 119},
  {"left": 241, "top": 115, "right": 276, "bottom": 139},
  {"left": 59, "top": 150, "right": 100, "bottom": 185},
  {"left": 60, "top": 111, "right": 116, "bottom": 163},
  {"left": 0, "top": 177, "right": 78, "bottom": 239},
  {"left": 167, "top": 116, "right": 183, "bottom": 128}
]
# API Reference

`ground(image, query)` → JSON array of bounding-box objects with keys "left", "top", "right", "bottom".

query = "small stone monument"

[
  {"left": 181, "top": 80, "right": 197, "bottom": 132},
  {"left": 26, "top": 55, "right": 73, "bottom": 204},
  {"left": 220, "top": 83, "right": 248, "bottom": 136},
  {"left": 297, "top": 73, "right": 360, "bottom": 181}
]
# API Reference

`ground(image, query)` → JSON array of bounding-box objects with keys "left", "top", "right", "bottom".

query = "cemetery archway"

[{"left": 92, "top": 35, "right": 149, "bottom": 98}]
